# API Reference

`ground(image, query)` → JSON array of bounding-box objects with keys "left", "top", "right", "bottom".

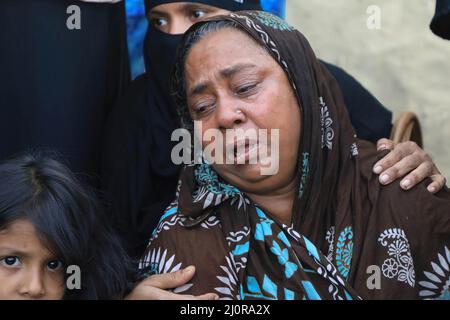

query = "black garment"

[
  {"left": 102, "top": 23, "right": 182, "bottom": 258},
  {"left": 102, "top": 65, "right": 392, "bottom": 259},
  {"left": 321, "top": 61, "right": 392, "bottom": 143},
  {"left": 145, "top": 0, "right": 262, "bottom": 12},
  {"left": 431, "top": 0, "right": 450, "bottom": 40},
  {"left": 101, "top": 73, "right": 181, "bottom": 259},
  {"left": 0, "top": 0, "right": 129, "bottom": 183}
]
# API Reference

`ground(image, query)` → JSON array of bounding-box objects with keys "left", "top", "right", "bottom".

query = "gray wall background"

[{"left": 286, "top": 0, "right": 450, "bottom": 178}]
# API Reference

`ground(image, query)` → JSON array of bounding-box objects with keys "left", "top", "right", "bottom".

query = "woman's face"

[
  {"left": 148, "top": 2, "right": 229, "bottom": 34},
  {"left": 0, "top": 219, "right": 65, "bottom": 300},
  {"left": 185, "top": 28, "right": 301, "bottom": 195}
]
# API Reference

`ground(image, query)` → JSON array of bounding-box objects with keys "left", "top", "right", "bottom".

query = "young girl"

[{"left": 0, "top": 152, "right": 134, "bottom": 299}]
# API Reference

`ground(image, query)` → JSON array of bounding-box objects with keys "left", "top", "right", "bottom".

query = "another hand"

[
  {"left": 125, "top": 266, "right": 219, "bottom": 300},
  {"left": 373, "top": 139, "right": 446, "bottom": 193}
]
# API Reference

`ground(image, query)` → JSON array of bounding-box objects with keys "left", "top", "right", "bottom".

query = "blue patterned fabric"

[
  {"left": 335, "top": 226, "right": 354, "bottom": 279},
  {"left": 188, "top": 169, "right": 357, "bottom": 300},
  {"left": 195, "top": 163, "right": 241, "bottom": 196}
]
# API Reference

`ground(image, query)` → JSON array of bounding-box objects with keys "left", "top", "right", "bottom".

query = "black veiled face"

[
  {"left": 185, "top": 27, "right": 301, "bottom": 195},
  {"left": 148, "top": 2, "right": 229, "bottom": 34}
]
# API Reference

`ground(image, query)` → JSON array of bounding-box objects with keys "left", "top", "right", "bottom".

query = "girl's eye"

[
  {"left": 191, "top": 10, "right": 206, "bottom": 19},
  {"left": 47, "top": 260, "right": 63, "bottom": 271},
  {"left": 150, "top": 17, "right": 168, "bottom": 27},
  {"left": 1, "top": 256, "right": 21, "bottom": 267}
]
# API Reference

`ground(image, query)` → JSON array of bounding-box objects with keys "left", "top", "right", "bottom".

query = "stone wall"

[{"left": 286, "top": 0, "right": 450, "bottom": 178}]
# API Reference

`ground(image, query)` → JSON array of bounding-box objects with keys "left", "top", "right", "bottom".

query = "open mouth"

[{"left": 229, "top": 138, "right": 260, "bottom": 165}]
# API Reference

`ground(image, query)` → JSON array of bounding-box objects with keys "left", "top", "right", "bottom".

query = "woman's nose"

[
  {"left": 216, "top": 101, "right": 247, "bottom": 129},
  {"left": 19, "top": 268, "right": 46, "bottom": 299}
]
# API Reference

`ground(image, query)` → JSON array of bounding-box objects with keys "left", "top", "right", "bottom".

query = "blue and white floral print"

[
  {"left": 378, "top": 228, "right": 415, "bottom": 287},
  {"left": 215, "top": 253, "right": 241, "bottom": 300},
  {"left": 250, "top": 11, "right": 294, "bottom": 31},
  {"left": 335, "top": 226, "right": 353, "bottom": 279},
  {"left": 319, "top": 97, "right": 335, "bottom": 150},
  {"left": 241, "top": 274, "right": 280, "bottom": 300},
  {"left": 418, "top": 246, "right": 450, "bottom": 300},
  {"left": 139, "top": 247, "right": 193, "bottom": 294}
]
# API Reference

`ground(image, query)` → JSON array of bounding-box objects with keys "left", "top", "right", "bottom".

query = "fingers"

[
  {"left": 152, "top": 289, "right": 218, "bottom": 301},
  {"left": 195, "top": 293, "right": 220, "bottom": 300},
  {"left": 373, "top": 142, "right": 413, "bottom": 176},
  {"left": 127, "top": 285, "right": 218, "bottom": 300},
  {"left": 143, "top": 266, "right": 196, "bottom": 290},
  {"left": 373, "top": 141, "right": 447, "bottom": 193},
  {"left": 377, "top": 153, "right": 427, "bottom": 186},
  {"left": 397, "top": 162, "right": 434, "bottom": 190},
  {"left": 126, "top": 265, "right": 220, "bottom": 300},
  {"left": 426, "top": 174, "right": 447, "bottom": 194},
  {"left": 376, "top": 138, "right": 395, "bottom": 151}
]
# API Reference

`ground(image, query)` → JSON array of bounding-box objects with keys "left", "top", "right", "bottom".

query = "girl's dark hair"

[{"left": 0, "top": 151, "right": 135, "bottom": 299}]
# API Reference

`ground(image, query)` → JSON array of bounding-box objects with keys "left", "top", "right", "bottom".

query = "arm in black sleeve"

[
  {"left": 320, "top": 60, "right": 393, "bottom": 142},
  {"left": 101, "top": 76, "right": 180, "bottom": 259},
  {"left": 101, "top": 77, "right": 159, "bottom": 259}
]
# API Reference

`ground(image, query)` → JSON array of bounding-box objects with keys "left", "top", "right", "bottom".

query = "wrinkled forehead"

[{"left": 184, "top": 26, "right": 277, "bottom": 88}]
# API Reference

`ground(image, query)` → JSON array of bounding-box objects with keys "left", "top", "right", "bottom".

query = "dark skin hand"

[
  {"left": 125, "top": 266, "right": 219, "bottom": 300},
  {"left": 374, "top": 139, "right": 446, "bottom": 193}
]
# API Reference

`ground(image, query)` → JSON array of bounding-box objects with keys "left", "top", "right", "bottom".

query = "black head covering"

[
  {"left": 430, "top": 0, "right": 450, "bottom": 39},
  {"left": 143, "top": 0, "right": 262, "bottom": 100},
  {"left": 145, "top": 0, "right": 262, "bottom": 12}
]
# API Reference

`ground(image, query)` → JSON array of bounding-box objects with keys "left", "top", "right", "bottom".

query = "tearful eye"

[
  {"left": 192, "top": 10, "right": 206, "bottom": 19},
  {"left": 195, "top": 104, "right": 211, "bottom": 115},
  {"left": 191, "top": 99, "right": 215, "bottom": 117},
  {"left": 1, "top": 256, "right": 21, "bottom": 267},
  {"left": 236, "top": 84, "right": 257, "bottom": 95},
  {"left": 47, "top": 260, "right": 63, "bottom": 271}
]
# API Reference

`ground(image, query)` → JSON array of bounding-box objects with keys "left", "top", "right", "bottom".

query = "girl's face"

[{"left": 0, "top": 219, "right": 65, "bottom": 300}]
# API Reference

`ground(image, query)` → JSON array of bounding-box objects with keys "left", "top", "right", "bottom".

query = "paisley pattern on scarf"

[
  {"left": 335, "top": 227, "right": 353, "bottom": 279},
  {"left": 378, "top": 228, "right": 415, "bottom": 287},
  {"left": 250, "top": 11, "right": 294, "bottom": 31}
]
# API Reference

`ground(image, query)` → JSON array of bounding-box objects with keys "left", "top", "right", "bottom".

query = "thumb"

[{"left": 142, "top": 266, "right": 196, "bottom": 290}]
